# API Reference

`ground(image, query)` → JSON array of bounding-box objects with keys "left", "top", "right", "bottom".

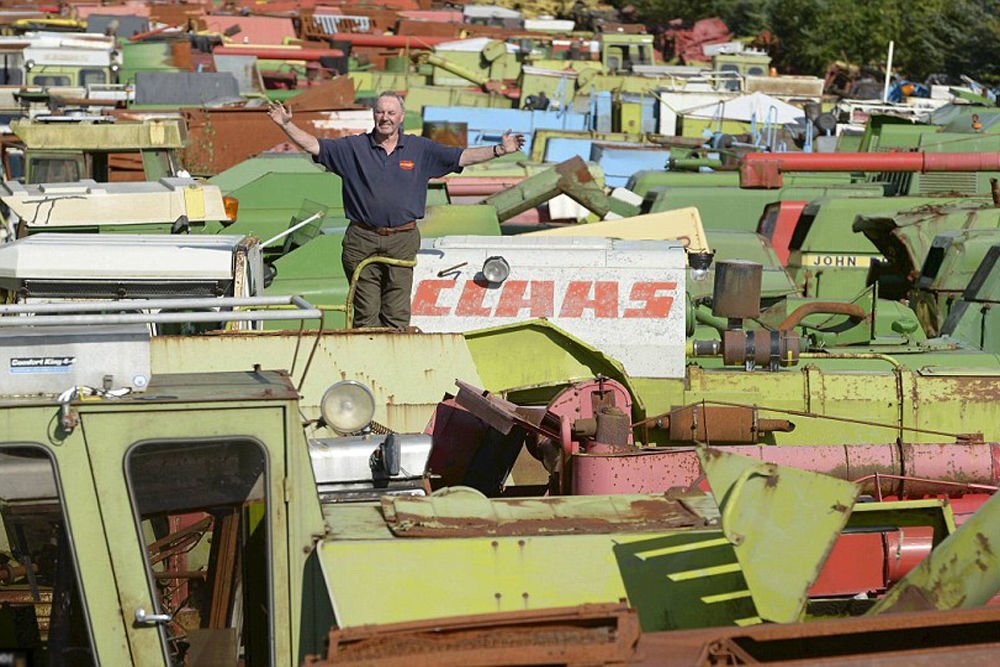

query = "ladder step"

[
  {"left": 634, "top": 537, "right": 731, "bottom": 561},
  {"left": 667, "top": 562, "right": 742, "bottom": 582},
  {"left": 734, "top": 616, "right": 763, "bottom": 626},
  {"left": 701, "top": 589, "right": 752, "bottom": 604}
]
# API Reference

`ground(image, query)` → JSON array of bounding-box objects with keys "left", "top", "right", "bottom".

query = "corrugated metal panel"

[
  {"left": 311, "top": 14, "right": 371, "bottom": 34},
  {"left": 916, "top": 172, "right": 978, "bottom": 194},
  {"left": 869, "top": 170, "right": 911, "bottom": 195}
]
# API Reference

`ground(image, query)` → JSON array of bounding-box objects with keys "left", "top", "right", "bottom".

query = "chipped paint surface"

[
  {"left": 380, "top": 487, "right": 712, "bottom": 536},
  {"left": 870, "top": 488, "right": 1000, "bottom": 614},
  {"left": 150, "top": 331, "right": 480, "bottom": 433},
  {"left": 699, "top": 448, "right": 860, "bottom": 623}
]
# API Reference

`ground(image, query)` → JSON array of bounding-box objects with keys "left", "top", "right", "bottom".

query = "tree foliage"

[{"left": 619, "top": 0, "right": 1000, "bottom": 84}]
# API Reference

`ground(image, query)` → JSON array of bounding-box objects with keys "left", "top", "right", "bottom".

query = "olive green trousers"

[{"left": 341, "top": 223, "right": 420, "bottom": 329}]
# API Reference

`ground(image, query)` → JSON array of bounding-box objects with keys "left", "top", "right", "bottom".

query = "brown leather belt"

[{"left": 351, "top": 220, "right": 417, "bottom": 236}]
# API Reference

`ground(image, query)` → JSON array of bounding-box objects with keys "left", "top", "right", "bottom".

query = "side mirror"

[
  {"left": 263, "top": 262, "right": 277, "bottom": 289},
  {"left": 381, "top": 434, "right": 401, "bottom": 476},
  {"left": 369, "top": 434, "right": 401, "bottom": 481}
]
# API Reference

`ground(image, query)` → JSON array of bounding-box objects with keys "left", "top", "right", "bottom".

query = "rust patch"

[
  {"left": 381, "top": 494, "right": 710, "bottom": 537},
  {"left": 883, "top": 585, "right": 938, "bottom": 613},
  {"left": 313, "top": 602, "right": 639, "bottom": 666},
  {"left": 940, "top": 376, "right": 1000, "bottom": 403},
  {"left": 976, "top": 532, "right": 993, "bottom": 556}
]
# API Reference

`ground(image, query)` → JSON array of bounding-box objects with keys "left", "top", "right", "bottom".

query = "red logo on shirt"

[{"left": 399, "top": 160, "right": 415, "bottom": 170}]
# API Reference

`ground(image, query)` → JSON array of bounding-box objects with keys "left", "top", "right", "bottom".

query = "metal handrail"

[{"left": 0, "top": 295, "right": 322, "bottom": 327}]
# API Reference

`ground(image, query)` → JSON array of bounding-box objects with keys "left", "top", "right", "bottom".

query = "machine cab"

[{"left": 0, "top": 360, "right": 322, "bottom": 665}]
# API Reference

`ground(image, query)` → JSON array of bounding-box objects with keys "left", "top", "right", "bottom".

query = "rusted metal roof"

[
  {"left": 398, "top": 10, "right": 463, "bottom": 23},
  {"left": 203, "top": 15, "right": 296, "bottom": 45},
  {"left": 0, "top": 369, "right": 299, "bottom": 409},
  {"left": 311, "top": 602, "right": 640, "bottom": 666},
  {"left": 73, "top": 4, "right": 150, "bottom": 19},
  {"left": 161, "top": 106, "right": 369, "bottom": 176},
  {"left": 148, "top": 4, "right": 206, "bottom": 29},
  {"left": 380, "top": 486, "right": 716, "bottom": 537},
  {"left": 635, "top": 605, "right": 1000, "bottom": 666}
]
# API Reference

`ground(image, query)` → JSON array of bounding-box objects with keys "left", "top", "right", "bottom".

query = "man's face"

[{"left": 373, "top": 96, "right": 403, "bottom": 137}]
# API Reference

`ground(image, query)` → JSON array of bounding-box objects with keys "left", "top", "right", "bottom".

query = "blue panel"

[
  {"left": 543, "top": 137, "right": 596, "bottom": 162},
  {"left": 642, "top": 96, "right": 658, "bottom": 134},
  {"left": 590, "top": 145, "right": 671, "bottom": 188},
  {"left": 594, "top": 91, "right": 613, "bottom": 133},
  {"left": 422, "top": 106, "right": 589, "bottom": 152}
]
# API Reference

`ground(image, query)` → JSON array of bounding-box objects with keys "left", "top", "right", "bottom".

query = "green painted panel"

[
  {"left": 869, "top": 489, "right": 1000, "bottom": 613},
  {"left": 463, "top": 319, "right": 645, "bottom": 417},
  {"left": 628, "top": 170, "right": 859, "bottom": 196},
  {"left": 319, "top": 489, "right": 757, "bottom": 631},
  {"left": 227, "top": 172, "right": 344, "bottom": 210},
  {"left": 693, "top": 229, "right": 797, "bottom": 300},
  {"left": 0, "top": 408, "right": 135, "bottom": 665},
  {"left": 149, "top": 332, "right": 481, "bottom": 434},
  {"left": 650, "top": 184, "right": 885, "bottom": 231},
  {"left": 319, "top": 535, "right": 632, "bottom": 627},
  {"left": 209, "top": 154, "right": 324, "bottom": 193},
  {"left": 700, "top": 448, "right": 859, "bottom": 623},
  {"left": 847, "top": 499, "right": 955, "bottom": 546},
  {"left": 613, "top": 532, "right": 758, "bottom": 630}
]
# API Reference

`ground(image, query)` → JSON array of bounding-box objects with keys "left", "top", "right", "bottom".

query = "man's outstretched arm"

[
  {"left": 459, "top": 129, "right": 525, "bottom": 167},
  {"left": 267, "top": 102, "right": 321, "bottom": 156}
]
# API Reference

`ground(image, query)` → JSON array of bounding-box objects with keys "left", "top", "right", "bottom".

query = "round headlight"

[
  {"left": 320, "top": 380, "right": 376, "bottom": 434},
  {"left": 482, "top": 255, "right": 510, "bottom": 284}
]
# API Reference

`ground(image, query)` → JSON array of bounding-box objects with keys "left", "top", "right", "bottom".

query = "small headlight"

[
  {"left": 320, "top": 380, "right": 376, "bottom": 434},
  {"left": 688, "top": 250, "right": 714, "bottom": 282},
  {"left": 482, "top": 255, "right": 510, "bottom": 284}
]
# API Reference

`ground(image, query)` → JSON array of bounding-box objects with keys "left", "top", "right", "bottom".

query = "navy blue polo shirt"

[{"left": 314, "top": 130, "right": 464, "bottom": 228}]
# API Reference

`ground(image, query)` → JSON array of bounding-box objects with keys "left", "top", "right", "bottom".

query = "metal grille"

[
  {"left": 868, "top": 171, "right": 911, "bottom": 196},
  {"left": 307, "top": 14, "right": 370, "bottom": 35},
  {"left": 916, "top": 172, "right": 978, "bottom": 195},
  {"left": 21, "top": 280, "right": 231, "bottom": 299}
]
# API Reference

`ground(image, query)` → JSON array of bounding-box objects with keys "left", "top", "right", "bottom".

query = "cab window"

[
  {"left": 125, "top": 439, "right": 270, "bottom": 666},
  {"left": 30, "top": 158, "right": 81, "bottom": 184},
  {"left": 0, "top": 446, "right": 96, "bottom": 665},
  {"left": 78, "top": 69, "right": 106, "bottom": 87},
  {"left": 29, "top": 75, "right": 72, "bottom": 87}
]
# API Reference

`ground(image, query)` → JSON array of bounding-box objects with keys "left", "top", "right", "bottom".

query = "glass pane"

[
  {"left": 29, "top": 76, "right": 71, "bottom": 87},
  {"left": 78, "top": 70, "right": 106, "bottom": 87},
  {"left": 32, "top": 159, "right": 81, "bottom": 184},
  {"left": 0, "top": 446, "right": 95, "bottom": 666},
  {"left": 126, "top": 440, "right": 269, "bottom": 667}
]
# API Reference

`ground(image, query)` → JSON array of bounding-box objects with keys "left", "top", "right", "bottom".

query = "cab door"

[
  {"left": 79, "top": 405, "right": 289, "bottom": 666},
  {"left": 0, "top": 406, "right": 132, "bottom": 666}
]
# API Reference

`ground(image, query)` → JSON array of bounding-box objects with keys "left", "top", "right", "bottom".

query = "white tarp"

[
  {"left": 684, "top": 91, "right": 806, "bottom": 124},
  {"left": 435, "top": 36, "right": 518, "bottom": 53}
]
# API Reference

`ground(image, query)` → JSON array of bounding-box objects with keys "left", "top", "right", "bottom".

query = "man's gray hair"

[{"left": 375, "top": 91, "right": 406, "bottom": 111}]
